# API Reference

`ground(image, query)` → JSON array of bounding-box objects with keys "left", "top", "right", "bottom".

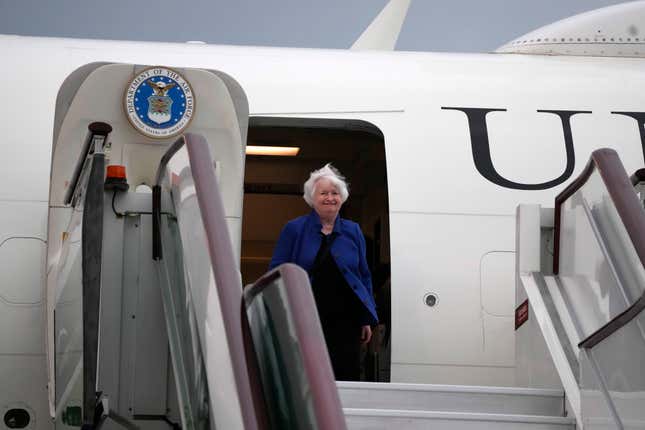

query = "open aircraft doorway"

[{"left": 241, "top": 117, "right": 391, "bottom": 382}]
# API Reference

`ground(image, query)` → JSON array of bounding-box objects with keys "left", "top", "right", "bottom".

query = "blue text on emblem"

[{"left": 125, "top": 67, "right": 195, "bottom": 139}]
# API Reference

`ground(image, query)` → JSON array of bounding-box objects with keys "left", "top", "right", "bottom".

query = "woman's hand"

[{"left": 361, "top": 325, "right": 372, "bottom": 345}]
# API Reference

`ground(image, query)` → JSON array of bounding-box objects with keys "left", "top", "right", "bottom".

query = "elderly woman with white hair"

[{"left": 269, "top": 163, "right": 378, "bottom": 381}]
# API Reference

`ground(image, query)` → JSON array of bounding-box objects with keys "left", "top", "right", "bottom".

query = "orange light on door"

[
  {"left": 106, "top": 165, "right": 127, "bottom": 179},
  {"left": 105, "top": 165, "right": 129, "bottom": 191}
]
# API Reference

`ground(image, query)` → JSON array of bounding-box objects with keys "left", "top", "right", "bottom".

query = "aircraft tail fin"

[{"left": 351, "top": 0, "right": 411, "bottom": 51}]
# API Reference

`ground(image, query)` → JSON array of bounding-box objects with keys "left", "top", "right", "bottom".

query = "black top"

[{"left": 310, "top": 233, "right": 363, "bottom": 327}]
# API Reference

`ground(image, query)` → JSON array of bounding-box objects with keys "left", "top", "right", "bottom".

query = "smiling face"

[{"left": 312, "top": 177, "right": 342, "bottom": 221}]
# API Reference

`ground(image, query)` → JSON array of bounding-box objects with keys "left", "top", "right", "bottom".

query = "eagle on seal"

[{"left": 146, "top": 79, "right": 177, "bottom": 96}]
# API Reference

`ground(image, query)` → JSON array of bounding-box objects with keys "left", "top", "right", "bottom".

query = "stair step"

[
  {"left": 338, "top": 382, "right": 565, "bottom": 416},
  {"left": 344, "top": 408, "right": 575, "bottom": 430}
]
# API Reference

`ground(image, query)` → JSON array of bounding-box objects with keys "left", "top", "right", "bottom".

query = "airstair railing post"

[
  {"left": 153, "top": 135, "right": 186, "bottom": 261},
  {"left": 152, "top": 185, "right": 162, "bottom": 261},
  {"left": 65, "top": 122, "right": 112, "bottom": 206},
  {"left": 81, "top": 124, "right": 108, "bottom": 430}
]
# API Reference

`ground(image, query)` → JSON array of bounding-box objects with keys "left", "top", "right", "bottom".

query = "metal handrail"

[
  {"left": 243, "top": 264, "right": 348, "bottom": 430},
  {"left": 579, "top": 293, "right": 645, "bottom": 349},
  {"left": 154, "top": 133, "right": 265, "bottom": 430},
  {"left": 64, "top": 122, "right": 112, "bottom": 206},
  {"left": 554, "top": 149, "right": 645, "bottom": 274},
  {"left": 154, "top": 135, "right": 187, "bottom": 186},
  {"left": 552, "top": 148, "right": 645, "bottom": 348}
]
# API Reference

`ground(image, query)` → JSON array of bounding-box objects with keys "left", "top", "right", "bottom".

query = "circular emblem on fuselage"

[{"left": 124, "top": 67, "right": 195, "bottom": 139}]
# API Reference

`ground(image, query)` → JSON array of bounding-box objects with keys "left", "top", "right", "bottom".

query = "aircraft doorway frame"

[{"left": 241, "top": 116, "right": 392, "bottom": 382}]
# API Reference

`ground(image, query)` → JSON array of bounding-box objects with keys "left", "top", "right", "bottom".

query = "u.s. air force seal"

[{"left": 124, "top": 67, "right": 195, "bottom": 139}]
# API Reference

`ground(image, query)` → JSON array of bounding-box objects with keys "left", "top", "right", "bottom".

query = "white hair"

[{"left": 303, "top": 163, "right": 349, "bottom": 207}]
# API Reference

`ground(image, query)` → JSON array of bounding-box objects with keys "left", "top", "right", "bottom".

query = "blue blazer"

[{"left": 269, "top": 210, "right": 378, "bottom": 326}]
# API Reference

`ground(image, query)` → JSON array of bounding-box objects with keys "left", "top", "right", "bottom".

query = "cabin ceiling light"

[{"left": 246, "top": 145, "right": 300, "bottom": 156}]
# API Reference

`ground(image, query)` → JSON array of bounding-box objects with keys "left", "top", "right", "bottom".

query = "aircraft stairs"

[
  {"left": 514, "top": 149, "right": 644, "bottom": 429},
  {"left": 49, "top": 127, "right": 348, "bottom": 430},
  {"left": 335, "top": 149, "right": 645, "bottom": 430},
  {"left": 339, "top": 381, "right": 574, "bottom": 429},
  {"left": 46, "top": 63, "right": 354, "bottom": 430}
]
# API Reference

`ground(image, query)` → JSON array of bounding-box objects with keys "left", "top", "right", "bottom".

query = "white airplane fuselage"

[{"left": 1, "top": 34, "right": 644, "bottom": 427}]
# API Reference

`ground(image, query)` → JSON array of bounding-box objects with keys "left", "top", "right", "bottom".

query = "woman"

[{"left": 269, "top": 163, "right": 378, "bottom": 381}]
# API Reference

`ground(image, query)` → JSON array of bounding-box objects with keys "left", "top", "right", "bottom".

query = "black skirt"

[{"left": 311, "top": 233, "right": 364, "bottom": 381}]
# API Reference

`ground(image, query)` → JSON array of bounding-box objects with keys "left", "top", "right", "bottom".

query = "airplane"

[{"left": 0, "top": 0, "right": 644, "bottom": 429}]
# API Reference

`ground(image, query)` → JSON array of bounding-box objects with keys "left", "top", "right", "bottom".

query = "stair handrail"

[
  {"left": 243, "top": 265, "right": 348, "bottom": 430},
  {"left": 154, "top": 133, "right": 266, "bottom": 430},
  {"left": 553, "top": 148, "right": 645, "bottom": 348}
]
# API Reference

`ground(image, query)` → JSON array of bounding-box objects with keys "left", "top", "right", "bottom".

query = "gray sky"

[{"left": 0, "top": 0, "right": 632, "bottom": 52}]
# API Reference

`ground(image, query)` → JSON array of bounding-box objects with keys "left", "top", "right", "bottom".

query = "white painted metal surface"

[
  {"left": 583, "top": 318, "right": 645, "bottom": 429},
  {"left": 515, "top": 205, "right": 583, "bottom": 425},
  {"left": 497, "top": 1, "right": 645, "bottom": 57},
  {"left": 344, "top": 408, "right": 575, "bottom": 429},
  {"left": 0, "top": 2, "right": 645, "bottom": 423},
  {"left": 338, "top": 381, "right": 565, "bottom": 416},
  {"left": 351, "top": 0, "right": 411, "bottom": 50},
  {"left": 0, "top": 36, "right": 643, "bottom": 391},
  {"left": 390, "top": 212, "right": 516, "bottom": 384},
  {"left": 517, "top": 274, "right": 582, "bottom": 425}
]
